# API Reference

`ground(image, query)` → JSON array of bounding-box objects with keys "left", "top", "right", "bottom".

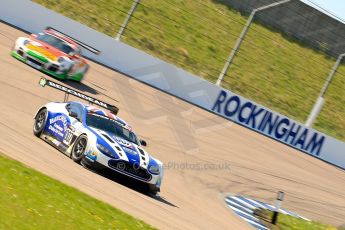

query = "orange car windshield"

[{"left": 37, "top": 33, "right": 74, "bottom": 55}]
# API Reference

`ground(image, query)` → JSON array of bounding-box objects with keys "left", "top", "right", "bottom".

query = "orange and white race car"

[{"left": 12, "top": 27, "right": 100, "bottom": 82}]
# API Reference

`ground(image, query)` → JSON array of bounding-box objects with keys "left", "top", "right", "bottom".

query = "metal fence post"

[
  {"left": 115, "top": 0, "right": 140, "bottom": 41},
  {"left": 216, "top": 0, "right": 292, "bottom": 86},
  {"left": 305, "top": 53, "right": 345, "bottom": 127}
]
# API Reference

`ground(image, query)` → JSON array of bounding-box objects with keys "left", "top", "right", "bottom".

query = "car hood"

[
  {"left": 90, "top": 127, "right": 157, "bottom": 170},
  {"left": 25, "top": 39, "right": 66, "bottom": 62}
]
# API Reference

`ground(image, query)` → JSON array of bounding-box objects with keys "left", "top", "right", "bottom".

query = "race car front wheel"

[
  {"left": 71, "top": 135, "right": 87, "bottom": 163},
  {"left": 147, "top": 184, "right": 160, "bottom": 196},
  {"left": 33, "top": 108, "right": 47, "bottom": 137}
]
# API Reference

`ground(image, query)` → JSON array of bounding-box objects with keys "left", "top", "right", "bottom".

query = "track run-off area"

[{"left": 0, "top": 23, "right": 345, "bottom": 229}]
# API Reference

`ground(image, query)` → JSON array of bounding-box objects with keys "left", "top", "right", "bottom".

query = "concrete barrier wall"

[
  {"left": 223, "top": 0, "right": 345, "bottom": 57},
  {"left": 1, "top": 0, "right": 345, "bottom": 169}
]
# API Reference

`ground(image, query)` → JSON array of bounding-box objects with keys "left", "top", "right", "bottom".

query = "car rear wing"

[
  {"left": 45, "top": 27, "right": 101, "bottom": 55},
  {"left": 38, "top": 77, "right": 119, "bottom": 115}
]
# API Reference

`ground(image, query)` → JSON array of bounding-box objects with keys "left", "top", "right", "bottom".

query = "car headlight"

[
  {"left": 57, "top": 57, "right": 65, "bottom": 63},
  {"left": 149, "top": 165, "right": 160, "bottom": 175},
  {"left": 96, "top": 144, "right": 114, "bottom": 158}
]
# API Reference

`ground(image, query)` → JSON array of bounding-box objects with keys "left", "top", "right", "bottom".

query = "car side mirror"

[
  {"left": 140, "top": 139, "right": 147, "bottom": 147},
  {"left": 31, "top": 34, "right": 37, "bottom": 38}
]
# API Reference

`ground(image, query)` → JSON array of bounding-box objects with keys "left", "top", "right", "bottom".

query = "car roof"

[{"left": 44, "top": 29, "right": 79, "bottom": 50}]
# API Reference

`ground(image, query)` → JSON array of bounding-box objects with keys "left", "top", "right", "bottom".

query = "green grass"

[
  {"left": 276, "top": 214, "right": 337, "bottom": 230},
  {"left": 255, "top": 209, "right": 338, "bottom": 230},
  {"left": 0, "top": 154, "right": 155, "bottom": 230},
  {"left": 32, "top": 0, "right": 345, "bottom": 141}
]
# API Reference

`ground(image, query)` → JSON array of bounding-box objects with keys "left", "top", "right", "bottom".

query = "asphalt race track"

[{"left": 1, "top": 22, "right": 345, "bottom": 229}]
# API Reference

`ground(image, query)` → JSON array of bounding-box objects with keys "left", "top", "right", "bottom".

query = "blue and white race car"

[{"left": 34, "top": 79, "right": 163, "bottom": 194}]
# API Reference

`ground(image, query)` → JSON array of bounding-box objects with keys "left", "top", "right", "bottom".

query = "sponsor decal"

[
  {"left": 26, "top": 43, "right": 58, "bottom": 61},
  {"left": 212, "top": 90, "right": 325, "bottom": 156},
  {"left": 47, "top": 81, "right": 114, "bottom": 110},
  {"left": 115, "top": 137, "right": 132, "bottom": 148},
  {"left": 52, "top": 139, "right": 61, "bottom": 146},
  {"left": 39, "top": 78, "right": 119, "bottom": 115},
  {"left": 85, "top": 150, "right": 97, "bottom": 161},
  {"left": 48, "top": 115, "right": 68, "bottom": 139}
]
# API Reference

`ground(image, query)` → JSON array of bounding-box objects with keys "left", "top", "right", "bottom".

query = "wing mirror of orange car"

[{"left": 67, "top": 51, "right": 76, "bottom": 57}]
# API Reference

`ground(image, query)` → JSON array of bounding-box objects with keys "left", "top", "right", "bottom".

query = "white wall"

[{"left": 1, "top": 0, "right": 345, "bottom": 169}]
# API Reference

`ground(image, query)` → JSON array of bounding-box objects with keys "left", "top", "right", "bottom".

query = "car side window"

[{"left": 67, "top": 103, "right": 84, "bottom": 121}]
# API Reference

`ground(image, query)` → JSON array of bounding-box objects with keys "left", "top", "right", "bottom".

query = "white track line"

[
  {"left": 231, "top": 196, "right": 257, "bottom": 210},
  {"left": 225, "top": 198, "right": 254, "bottom": 213}
]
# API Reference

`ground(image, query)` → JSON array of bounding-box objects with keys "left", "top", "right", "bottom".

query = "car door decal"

[
  {"left": 62, "top": 127, "right": 74, "bottom": 146},
  {"left": 45, "top": 112, "right": 69, "bottom": 141}
]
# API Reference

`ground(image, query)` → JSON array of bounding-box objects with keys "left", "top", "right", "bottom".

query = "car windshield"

[
  {"left": 86, "top": 113, "right": 140, "bottom": 145},
  {"left": 36, "top": 33, "right": 74, "bottom": 54}
]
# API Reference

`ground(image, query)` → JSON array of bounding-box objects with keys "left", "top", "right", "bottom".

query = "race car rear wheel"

[
  {"left": 71, "top": 135, "right": 87, "bottom": 163},
  {"left": 33, "top": 108, "right": 47, "bottom": 137}
]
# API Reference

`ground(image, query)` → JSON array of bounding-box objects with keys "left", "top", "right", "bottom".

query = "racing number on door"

[{"left": 63, "top": 128, "right": 74, "bottom": 146}]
